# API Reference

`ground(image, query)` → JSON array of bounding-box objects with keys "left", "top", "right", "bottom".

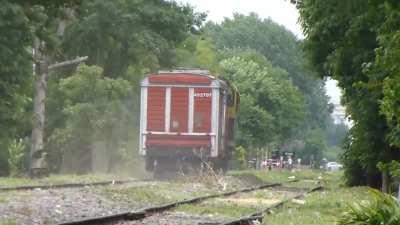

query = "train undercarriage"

[{"left": 145, "top": 148, "right": 230, "bottom": 179}]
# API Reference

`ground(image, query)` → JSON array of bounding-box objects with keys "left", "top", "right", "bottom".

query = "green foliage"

[
  {"left": 299, "top": 130, "right": 327, "bottom": 168},
  {"left": 205, "top": 13, "right": 332, "bottom": 133},
  {"left": 337, "top": 189, "right": 400, "bottom": 225},
  {"left": 295, "top": 0, "right": 400, "bottom": 187},
  {"left": 47, "top": 65, "right": 134, "bottom": 172},
  {"left": 219, "top": 56, "right": 305, "bottom": 148},
  {"left": 174, "top": 35, "right": 217, "bottom": 71},
  {"left": 378, "top": 7, "right": 400, "bottom": 148},
  {"left": 378, "top": 160, "right": 400, "bottom": 181},
  {"left": 0, "top": 1, "right": 34, "bottom": 175},
  {"left": 7, "top": 139, "right": 26, "bottom": 176},
  {"left": 204, "top": 13, "right": 336, "bottom": 165},
  {"left": 61, "top": 0, "right": 205, "bottom": 76},
  {"left": 206, "top": 13, "right": 299, "bottom": 80},
  {"left": 326, "top": 122, "right": 348, "bottom": 147},
  {"left": 235, "top": 146, "right": 247, "bottom": 170}
]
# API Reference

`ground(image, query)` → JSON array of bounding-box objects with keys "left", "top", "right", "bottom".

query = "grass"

[
  {"left": 175, "top": 186, "right": 296, "bottom": 219},
  {"left": 0, "top": 173, "right": 131, "bottom": 188},
  {"left": 242, "top": 169, "right": 371, "bottom": 225},
  {"left": 176, "top": 202, "right": 257, "bottom": 218},
  {"left": 0, "top": 196, "right": 7, "bottom": 203},
  {"left": 0, "top": 220, "right": 20, "bottom": 225},
  {"left": 228, "top": 169, "right": 322, "bottom": 184},
  {"left": 263, "top": 187, "right": 371, "bottom": 225},
  {"left": 101, "top": 182, "right": 219, "bottom": 206},
  {"left": 176, "top": 169, "right": 367, "bottom": 225},
  {"left": 102, "top": 184, "right": 171, "bottom": 205}
]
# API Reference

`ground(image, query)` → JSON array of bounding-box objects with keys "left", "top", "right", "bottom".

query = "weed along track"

[
  {"left": 57, "top": 182, "right": 321, "bottom": 225},
  {"left": 219, "top": 186, "right": 324, "bottom": 225}
]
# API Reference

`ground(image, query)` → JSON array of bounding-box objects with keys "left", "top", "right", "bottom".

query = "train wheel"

[
  {"left": 212, "top": 158, "right": 229, "bottom": 173},
  {"left": 153, "top": 157, "right": 178, "bottom": 180},
  {"left": 145, "top": 156, "right": 155, "bottom": 172}
]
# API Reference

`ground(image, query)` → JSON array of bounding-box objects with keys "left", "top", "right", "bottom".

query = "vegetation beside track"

[
  {"left": 228, "top": 169, "right": 322, "bottom": 183},
  {"left": 100, "top": 182, "right": 219, "bottom": 206},
  {"left": 259, "top": 170, "right": 371, "bottom": 225},
  {"left": 264, "top": 186, "right": 370, "bottom": 225},
  {"left": 175, "top": 169, "right": 371, "bottom": 224},
  {"left": 0, "top": 220, "right": 19, "bottom": 225},
  {"left": 175, "top": 188, "right": 296, "bottom": 219}
]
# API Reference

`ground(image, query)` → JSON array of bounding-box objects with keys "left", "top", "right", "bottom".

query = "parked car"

[
  {"left": 325, "top": 162, "right": 343, "bottom": 171},
  {"left": 261, "top": 159, "right": 281, "bottom": 169}
]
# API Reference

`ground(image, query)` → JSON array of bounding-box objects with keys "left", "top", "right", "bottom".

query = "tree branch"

[{"left": 48, "top": 56, "right": 88, "bottom": 70}]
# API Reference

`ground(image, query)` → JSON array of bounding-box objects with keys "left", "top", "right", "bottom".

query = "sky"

[{"left": 179, "top": 0, "right": 342, "bottom": 105}]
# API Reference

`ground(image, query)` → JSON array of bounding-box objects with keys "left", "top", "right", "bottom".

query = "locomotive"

[{"left": 139, "top": 69, "right": 239, "bottom": 175}]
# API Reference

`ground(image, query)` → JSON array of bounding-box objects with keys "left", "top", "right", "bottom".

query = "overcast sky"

[{"left": 178, "top": 0, "right": 342, "bottom": 105}]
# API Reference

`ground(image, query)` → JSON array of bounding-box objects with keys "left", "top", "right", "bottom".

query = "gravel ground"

[
  {"left": 0, "top": 181, "right": 160, "bottom": 225},
  {"left": 0, "top": 175, "right": 301, "bottom": 225}
]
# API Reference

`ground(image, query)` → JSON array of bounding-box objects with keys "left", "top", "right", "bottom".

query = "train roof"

[{"left": 141, "top": 69, "right": 228, "bottom": 88}]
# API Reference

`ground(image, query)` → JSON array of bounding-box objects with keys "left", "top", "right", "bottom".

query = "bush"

[
  {"left": 234, "top": 146, "right": 247, "bottom": 170},
  {"left": 337, "top": 189, "right": 400, "bottom": 225},
  {"left": 7, "top": 139, "right": 26, "bottom": 176}
]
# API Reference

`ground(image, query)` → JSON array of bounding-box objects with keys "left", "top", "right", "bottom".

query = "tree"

[
  {"left": 48, "top": 65, "right": 134, "bottom": 173},
  {"left": 205, "top": 13, "right": 333, "bottom": 153},
  {"left": 219, "top": 56, "right": 305, "bottom": 150},
  {"left": 298, "top": 130, "right": 327, "bottom": 168},
  {"left": 174, "top": 35, "right": 218, "bottom": 71},
  {"left": 2, "top": 0, "right": 204, "bottom": 176},
  {"left": 61, "top": 0, "right": 205, "bottom": 77},
  {"left": 295, "top": 0, "right": 400, "bottom": 188},
  {"left": 0, "top": 1, "right": 33, "bottom": 175}
]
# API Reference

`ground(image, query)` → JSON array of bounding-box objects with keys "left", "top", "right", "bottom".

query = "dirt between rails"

[{"left": 0, "top": 180, "right": 164, "bottom": 225}]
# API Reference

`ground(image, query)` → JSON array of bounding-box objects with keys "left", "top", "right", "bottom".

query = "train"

[{"left": 139, "top": 69, "right": 239, "bottom": 176}]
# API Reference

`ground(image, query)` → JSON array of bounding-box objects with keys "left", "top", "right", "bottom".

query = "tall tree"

[
  {"left": 205, "top": 13, "right": 332, "bottom": 138},
  {"left": 43, "top": 0, "right": 205, "bottom": 173},
  {"left": 0, "top": 1, "right": 33, "bottom": 175},
  {"left": 24, "top": 1, "right": 88, "bottom": 177},
  {"left": 295, "top": 0, "right": 400, "bottom": 189},
  {"left": 61, "top": 0, "right": 205, "bottom": 77},
  {"left": 219, "top": 56, "right": 305, "bottom": 150}
]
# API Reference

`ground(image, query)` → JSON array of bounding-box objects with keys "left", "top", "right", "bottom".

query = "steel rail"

[
  {"left": 219, "top": 186, "right": 324, "bottom": 225},
  {"left": 57, "top": 182, "right": 283, "bottom": 225},
  {"left": 0, "top": 179, "right": 151, "bottom": 192}
]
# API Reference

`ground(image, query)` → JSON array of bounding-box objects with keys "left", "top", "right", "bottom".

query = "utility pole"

[{"left": 30, "top": 39, "right": 87, "bottom": 177}]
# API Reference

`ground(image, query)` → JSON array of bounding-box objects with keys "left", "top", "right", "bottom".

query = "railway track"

[
  {"left": 220, "top": 186, "right": 324, "bottom": 225},
  {"left": 57, "top": 181, "right": 321, "bottom": 225},
  {"left": 0, "top": 179, "right": 151, "bottom": 192}
]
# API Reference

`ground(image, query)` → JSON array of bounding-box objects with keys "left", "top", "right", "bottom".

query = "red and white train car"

[{"left": 139, "top": 69, "right": 239, "bottom": 174}]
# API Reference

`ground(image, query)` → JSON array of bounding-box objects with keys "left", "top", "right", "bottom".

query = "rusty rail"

[
  {"left": 57, "top": 182, "right": 283, "bottom": 225},
  {"left": 219, "top": 186, "right": 324, "bottom": 225},
  {"left": 0, "top": 179, "right": 148, "bottom": 192}
]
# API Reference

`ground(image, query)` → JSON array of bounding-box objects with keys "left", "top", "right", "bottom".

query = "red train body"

[{"left": 139, "top": 69, "right": 239, "bottom": 174}]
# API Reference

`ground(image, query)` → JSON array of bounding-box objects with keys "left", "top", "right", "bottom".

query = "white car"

[{"left": 326, "top": 162, "right": 343, "bottom": 171}]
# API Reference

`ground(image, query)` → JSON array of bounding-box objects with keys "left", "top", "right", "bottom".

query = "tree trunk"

[
  {"left": 30, "top": 40, "right": 49, "bottom": 178},
  {"left": 382, "top": 170, "right": 390, "bottom": 193}
]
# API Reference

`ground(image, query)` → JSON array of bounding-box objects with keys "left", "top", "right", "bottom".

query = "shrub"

[
  {"left": 7, "top": 139, "right": 25, "bottom": 176},
  {"left": 337, "top": 189, "right": 400, "bottom": 225}
]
